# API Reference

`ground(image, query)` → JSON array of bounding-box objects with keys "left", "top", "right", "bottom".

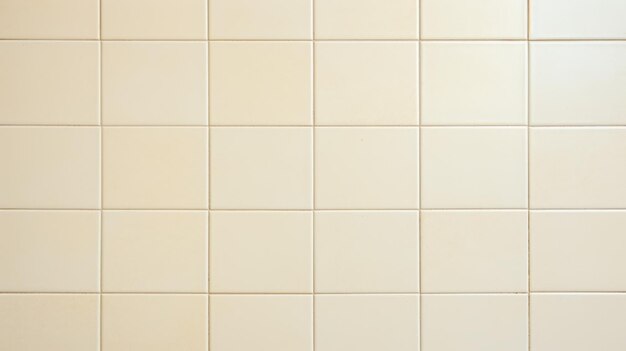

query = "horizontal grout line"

[
  {"left": 3, "top": 208, "right": 626, "bottom": 212},
  {"left": 3, "top": 291, "right": 626, "bottom": 295},
  {"left": 2, "top": 38, "right": 626, "bottom": 42},
  {"left": 3, "top": 124, "right": 626, "bottom": 128}
]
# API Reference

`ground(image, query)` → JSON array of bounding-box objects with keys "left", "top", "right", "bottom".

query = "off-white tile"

[
  {"left": 210, "top": 211, "right": 312, "bottom": 293},
  {"left": 102, "top": 42, "right": 208, "bottom": 125},
  {"left": 421, "top": 128, "right": 527, "bottom": 208},
  {"left": 316, "top": 128, "right": 419, "bottom": 209},
  {"left": 0, "top": 42, "right": 99, "bottom": 125},
  {"left": 211, "top": 295, "right": 313, "bottom": 351},
  {"left": 315, "top": 211, "right": 419, "bottom": 292},
  {"left": 315, "top": 42, "right": 418, "bottom": 125},
  {"left": 421, "top": 42, "right": 527, "bottom": 125},
  {"left": 211, "top": 128, "right": 312, "bottom": 209},
  {"left": 530, "top": 128, "right": 626, "bottom": 208},
  {"left": 210, "top": 42, "right": 312, "bottom": 125},
  {"left": 103, "top": 127, "right": 208, "bottom": 209}
]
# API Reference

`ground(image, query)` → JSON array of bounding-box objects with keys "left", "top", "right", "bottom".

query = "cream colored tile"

[
  {"left": 0, "top": 0, "right": 98, "bottom": 39},
  {"left": 316, "top": 295, "right": 419, "bottom": 351},
  {"left": 315, "top": 0, "right": 418, "bottom": 39},
  {"left": 422, "top": 128, "right": 527, "bottom": 209},
  {"left": 421, "top": 211, "right": 527, "bottom": 292},
  {"left": 531, "top": 0, "right": 626, "bottom": 39},
  {"left": 315, "top": 42, "right": 418, "bottom": 125},
  {"left": 531, "top": 43, "right": 626, "bottom": 125},
  {"left": 422, "top": 0, "right": 526, "bottom": 39},
  {"left": 316, "top": 128, "right": 418, "bottom": 209},
  {"left": 103, "top": 127, "right": 208, "bottom": 209},
  {"left": 0, "top": 211, "right": 99, "bottom": 292},
  {"left": 0, "top": 127, "right": 100, "bottom": 209},
  {"left": 103, "top": 211, "right": 207, "bottom": 292},
  {"left": 211, "top": 128, "right": 312, "bottom": 209},
  {"left": 102, "top": 0, "right": 207, "bottom": 39},
  {"left": 210, "top": 0, "right": 311, "bottom": 39},
  {"left": 210, "top": 42, "right": 312, "bottom": 125},
  {"left": 102, "top": 294, "right": 207, "bottom": 351},
  {"left": 211, "top": 295, "right": 312, "bottom": 351},
  {"left": 102, "top": 42, "right": 208, "bottom": 125},
  {"left": 531, "top": 211, "right": 626, "bottom": 291},
  {"left": 422, "top": 294, "right": 527, "bottom": 351},
  {"left": 421, "top": 42, "right": 527, "bottom": 125},
  {"left": 530, "top": 128, "right": 626, "bottom": 208},
  {"left": 210, "top": 211, "right": 312, "bottom": 293},
  {"left": 315, "top": 211, "right": 418, "bottom": 292},
  {"left": 0, "top": 294, "right": 98, "bottom": 351},
  {"left": 532, "top": 294, "right": 626, "bottom": 351},
  {"left": 0, "top": 42, "right": 99, "bottom": 125}
]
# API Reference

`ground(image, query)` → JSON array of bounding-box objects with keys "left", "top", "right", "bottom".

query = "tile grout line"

[
  {"left": 527, "top": 0, "right": 532, "bottom": 349},
  {"left": 312, "top": 0, "right": 317, "bottom": 349},
  {"left": 418, "top": 0, "right": 423, "bottom": 349},
  {"left": 207, "top": 2, "right": 211, "bottom": 350},
  {"left": 98, "top": 0, "right": 103, "bottom": 349}
]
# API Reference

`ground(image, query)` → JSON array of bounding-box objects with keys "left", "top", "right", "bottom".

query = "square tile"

[
  {"left": 210, "top": 0, "right": 311, "bottom": 39},
  {"left": 102, "top": 0, "right": 207, "bottom": 39},
  {"left": 0, "top": 42, "right": 99, "bottom": 125},
  {"left": 422, "top": 294, "right": 527, "bottom": 351},
  {"left": 102, "top": 294, "right": 208, "bottom": 351},
  {"left": 531, "top": 43, "right": 626, "bottom": 125},
  {"left": 102, "top": 42, "right": 208, "bottom": 125},
  {"left": 103, "top": 127, "right": 208, "bottom": 209},
  {"left": 315, "top": 0, "right": 418, "bottom": 39},
  {"left": 421, "top": 42, "right": 527, "bottom": 125},
  {"left": 421, "top": 128, "right": 527, "bottom": 209},
  {"left": 316, "top": 295, "right": 419, "bottom": 351},
  {"left": 0, "top": 294, "right": 99, "bottom": 351},
  {"left": 211, "top": 295, "right": 312, "bottom": 351},
  {"left": 421, "top": 0, "right": 527, "bottom": 39},
  {"left": 315, "top": 42, "right": 418, "bottom": 125},
  {"left": 210, "top": 211, "right": 312, "bottom": 293},
  {"left": 210, "top": 42, "right": 312, "bottom": 125},
  {"left": 531, "top": 211, "right": 626, "bottom": 291},
  {"left": 0, "top": 127, "right": 100, "bottom": 209},
  {"left": 421, "top": 211, "right": 527, "bottom": 292},
  {"left": 0, "top": 211, "right": 99, "bottom": 292},
  {"left": 103, "top": 211, "right": 208, "bottom": 292},
  {"left": 316, "top": 128, "right": 419, "bottom": 209},
  {"left": 530, "top": 128, "right": 626, "bottom": 208},
  {"left": 210, "top": 128, "right": 312, "bottom": 209},
  {"left": 315, "top": 211, "right": 419, "bottom": 292}
]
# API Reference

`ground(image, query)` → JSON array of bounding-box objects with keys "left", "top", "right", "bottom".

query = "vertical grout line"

[
  {"left": 311, "top": 0, "right": 317, "bottom": 350},
  {"left": 417, "top": 0, "right": 422, "bottom": 350},
  {"left": 207, "top": 2, "right": 211, "bottom": 351},
  {"left": 98, "top": 0, "right": 103, "bottom": 350},
  {"left": 527, "top": 1, "right": 532, "bottom": 350}
]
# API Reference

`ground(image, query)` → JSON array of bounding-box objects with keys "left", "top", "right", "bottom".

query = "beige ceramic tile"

[
  {"left": 315, "top": 211, "right": 419, "bottom": 292},
  {"left": 0, "top": 0, "right": 98, "bottom": 39},
  {"left": 102, "top": 42, "right": 208, "bottom": 125},
  {"left": 316, "top": 295, "right": 419, "bottom": 351},
  {"left": 532, "top": 294, "right": 626, "bottom": 351},
  {"left": 103, "top": 211, "right": 208, "bottom": 292},
  {"left": 0, "top": 42, "right": 99, "bottom": 125},
  {"left": 422, "top": 128, "right": 527, "bottom": 209},
  {"left": 102, "top": 294, "right": 207, "bottom": 351},
  {"left": 315, "top": 0, "right": 418, "bottom": 39},
  {"left": 422, "top": 294, "right": 528, "bottom": 351},
  {"left": 210, "top": 42, "right": 312, "bottom": 125},
  {"left": 210, "top": 211, "right": 312, "bottom": 293},
  {"left": 531, "top": 0, "right": 626, "bottom": 39},
  {"left": 0, "top": 127, "right": 100, "bottom": 209},
  {"left": 316, "top": 128, "right": 418, "bottom": 209},
  {"left": 422, "top": 0, "right": 527, "bottom": 39},
  {"left": 421, "top": 42, "right": 527, "bottom": 125},
  {"left": 0, "top": 211, "right": 99, "bottom": 292},
  {"left": 102, "top": 0, "right": 207, "bottom": 39},
  {"left": 531, "top": 43, "right": 626, "bottom": 125},
  {"left": 315, "top": 42, "right": 418, "bottom": 125},
  {"left": 530, "top": 128, "right": 626, "bottom": 208},
  {"left": 210, "top": 0, "right": 312, "bottom": 39},
  {"left": 211, "top": 295, "right": 312, "bottom": 351},
  {"left": 531, "top": 211, "right": 626, "bottom": 291},
  {"left": 0, "top": 294, "right": 98, "bottom": 351},
  {"left": 103, "top": 127, "right": 208, "bottom": 209},
  {"left": 211, "top": 128, "right": 312, "bottom": 209},
  {"left": 421, "top": 211, "right": 527, "bottom": 292}
]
